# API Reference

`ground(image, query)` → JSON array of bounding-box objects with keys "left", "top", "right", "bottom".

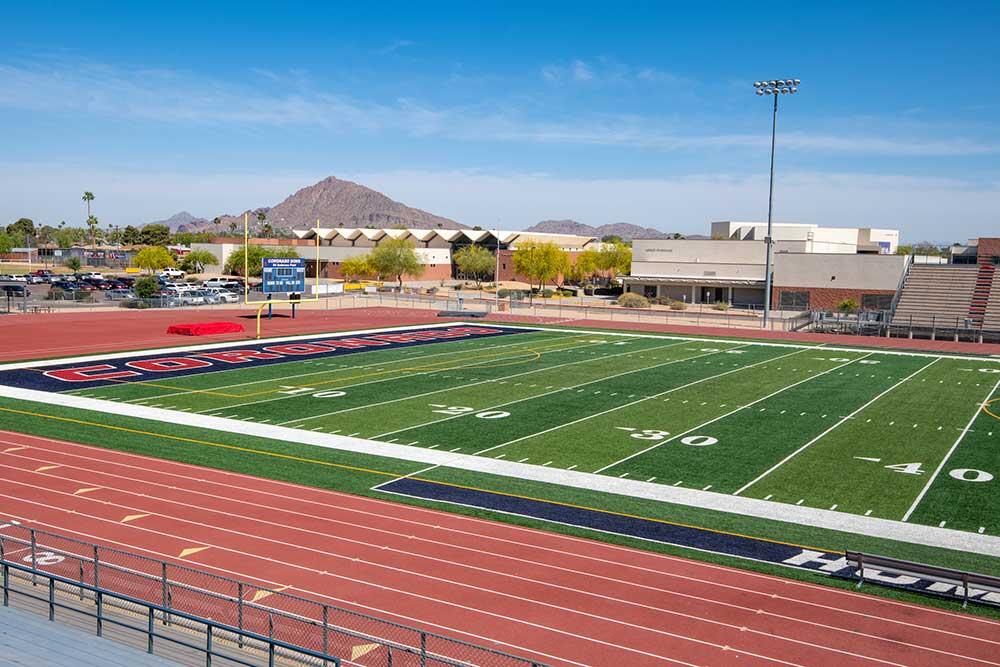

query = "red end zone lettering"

[
  {"left": 43, "top": 365, "right": 141, "bottom": 383},
  {"left": 197, "top": 350, "right": 283, "bottom": 364},
  {"left": 127, "top": 357, "right": 214, "bottom": 372},
  {"left": 316, "top": 338, "right": 390, "bottom": 349},
  {"left": 262, "top": 343, "right": 335, "bottom": 356},
  {"left": 369, "top": 333, "right": 425, "bottom": 343}
]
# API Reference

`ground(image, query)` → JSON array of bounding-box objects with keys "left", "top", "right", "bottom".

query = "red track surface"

[
  {"left": 3, "top": 307, "right": 999, "bottom": 365},
  {"left": 1, "top": 430, "right": 998, "bottom": 666}
]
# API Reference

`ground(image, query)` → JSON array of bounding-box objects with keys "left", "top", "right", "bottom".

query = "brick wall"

[
  {"left": 977, "top": 237, "right": 1000, "bottom": 261},
  {"left": 773, "top": 286, "right": 895, "bottom": 310},
  {"left": 313, "top": 260, "right": 452, "bottom": 282}
]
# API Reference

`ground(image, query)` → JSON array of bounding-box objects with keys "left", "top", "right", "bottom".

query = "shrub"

[
  {"left": 712, "top": 302, "right": 731, "bottom": 311},
  {"left": 541, "top": 289, "right": 554, "bottom": 298},
  {"left": 837, "top": 298, "right": 859, "bottom": 314},
  {"left": 583, "top": 286, "right": 595, "bottom": 296},
  {"left": 617, "top": 293, "right": 651, "bottom": 308},
  {"left": 497, "top": 288, "right": 510, "bottom": 298},
  {"left": 556, "top": 289, "right": 574, "bottom": 297},
  {"left": 134, "top": 275, "right": 160, "bottom": 299},
  {"left": 669, "top": 300, "right": 687, "bottom": 310}
]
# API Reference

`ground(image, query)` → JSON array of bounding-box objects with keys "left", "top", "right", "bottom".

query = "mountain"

[
  {"left": 145, "top": 211, "right": 210, "bottom": 232},
  {"left": 524, "top": 219, "right": 676, "bottom": 241},
  {"left": 175, "top": 176, "right": 466, "bottom": 234}
]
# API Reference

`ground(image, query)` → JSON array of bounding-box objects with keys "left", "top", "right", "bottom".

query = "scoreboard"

[{"left": 261, "top": 257, "right": 305, "bottom": 294}]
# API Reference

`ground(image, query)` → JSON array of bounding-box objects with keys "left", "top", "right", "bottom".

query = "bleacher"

[
  {"left": 891, "top": 265, "right": 980, "bottom": 328},
  {"left": 984, "top": 269, "right": 1000, "bottom": 331}
]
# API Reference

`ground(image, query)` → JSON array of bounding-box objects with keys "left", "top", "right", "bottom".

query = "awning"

[{"left": 622, "top": 276, "right": 765, "bottom": 286}]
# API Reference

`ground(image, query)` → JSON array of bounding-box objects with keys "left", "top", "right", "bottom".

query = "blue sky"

[{"left": 1, "top": 1, "right": 998, "bottom": 240}]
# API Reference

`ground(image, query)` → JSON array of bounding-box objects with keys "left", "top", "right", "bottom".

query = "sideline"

[{"left": 0, "top": 382, "right": 998, "bottom": 558}]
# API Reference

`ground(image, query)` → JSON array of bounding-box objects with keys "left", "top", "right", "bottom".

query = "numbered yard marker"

[
  {"left": 949, "top": 468, "right": 994, "bottom": 483},
  {"left": 680, "top": 435, "right": 718, "bottom": 447},
  {"left": 857, "top": 360, "right": 880, "bottom": 365},
  {"left": 884, "top": 462, "right": 925, "bottom": 475},
  {"left": 430, "top": 405, "right": 476, "bottom": 416},
  {"left": 979, "top": 368, "right": 1000, "bottom": 374},
  {"left": 312, "top": 390, "right": 346, "bottom": 398},
  {"left": 475, "top": 410, "right": 510, "bottom": 419},
  {"left": 277, "top": 386, "right": 316, "bottom": 395},
  {"left": 624, "top": 429, "right": 670, "bottom": 441}
]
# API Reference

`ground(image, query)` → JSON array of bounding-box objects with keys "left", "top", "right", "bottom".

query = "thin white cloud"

[
  {"left": 1, "top": 163, "right": 996, "bottom": 242},
  {"left": 0, "top": 60, "right": 996, "bottom": 158},
  {"left": 372, "top": 40, "right": 416, "bottom": 55}
]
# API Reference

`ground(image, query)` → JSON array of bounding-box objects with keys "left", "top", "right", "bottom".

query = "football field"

[{"left": 11, "top": 323, "right": 999, "bottom": 536}]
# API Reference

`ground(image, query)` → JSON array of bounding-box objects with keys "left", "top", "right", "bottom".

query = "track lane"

[{"left": 1, "top": 431, "right": 998, "bottom": 666}]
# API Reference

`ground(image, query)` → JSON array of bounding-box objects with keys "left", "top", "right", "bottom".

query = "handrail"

[
  {"left": 2, "top": 558, "right": 342, "bottom": 666},
  {"left": 888, "top": 252, "right": 914, "bottom": 317},
  {"left": 845, "top": 551, "right": 1000, "bottom": 608}
]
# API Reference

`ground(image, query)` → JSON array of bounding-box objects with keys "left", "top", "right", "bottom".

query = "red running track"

[{"left": 0, "top": 430, "right": 998, "bottom": 666}]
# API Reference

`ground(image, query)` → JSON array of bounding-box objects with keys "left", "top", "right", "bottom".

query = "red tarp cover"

[{"left": 166, "top": 322, "right": 245, "bottom": 336}]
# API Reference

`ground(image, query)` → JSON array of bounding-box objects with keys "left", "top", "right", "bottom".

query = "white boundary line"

[
  {"left": 2, "top": 381, "right": 1000, "bottom": 556},
  {"left": 733, "top": 358, "right": 941, "bottom": 496},
  {"left": 902, "top": 378, "right": 1000, "bottom": 522}
]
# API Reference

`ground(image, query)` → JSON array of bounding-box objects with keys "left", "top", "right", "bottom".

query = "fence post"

[
  {"left": 322, "top": 604, "right": 329, "bottom": 666},
  {"left": 79, "top": 562, "right": 85, "bottom": 601},
  {"left": 161, "top": 562, "right": 169, "bottom": 626},
  {"left": 93, "top": 546, "right": 101, "bottom": 636},
  {"left": 963, "top": 574, "right": 970, "bottom": 609},
  {"left": 237, "top": 581, "right": 244, "bottom": 648},
  {"left": 147, "top": 605, "right": 155, "bottom": 653},
  {"left": 387, "top": 646, "right": 393, "bottom": 667},
  {"left": 856, "top": 553, "right": 865, "bottom": 588},
  {"left": 205, "top": 624, "right": 213, "bottom": 667},
  {"left": 2, "top": 563, "right": 8, "bottom": 607},
  {"left": 420, "top": 631, "right": 427, "bottom": 667},
  {"left": 96, "top": 590, "right": 103, "bottom": 637},
  {"left": 48, "top": 576, "right": 55, "bottom": 621},
  {"left": 29, "top": 529, "right": 37, "bottom": 586}
]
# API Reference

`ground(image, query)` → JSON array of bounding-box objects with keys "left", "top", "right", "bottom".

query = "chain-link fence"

[{"left": 0, "top": 523, "right": 547, "bottom": 667}]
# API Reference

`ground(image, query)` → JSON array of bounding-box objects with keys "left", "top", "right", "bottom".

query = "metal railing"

[
  {"left": 0, "top": 523, "right": 547, "bottom": 667},
  {"left": 845, "top": 551, "right": 1000, "bottom": 608}
]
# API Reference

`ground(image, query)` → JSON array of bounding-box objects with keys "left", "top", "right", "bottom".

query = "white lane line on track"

[
  {"left": 5, "top": 456, "right": 998, "bottom": 660},
  {"left": 6, "top": 431, "right": 999, "bottom": 639},
  {"left": 2, "top": 474, "right": 954, "bottom": 665},
  {"left": 0, "top": 503, "right": 797, "bottom": 667},
  {"left": 733, "top": 358, "right": 941, "bottom": 496}
]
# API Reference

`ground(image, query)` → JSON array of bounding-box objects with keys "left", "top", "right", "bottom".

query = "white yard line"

[
  {"left": 592, "top": 351, "right": 868, "bottom": 474},
  {"left": 474, "top": 345, "right": 806, "bottom": 458},
  {"left": 733, "top": 358, "right": 941, "bottom": 496},
  {"left": 374, "top": 343, "right": 748, "bottom": 439},
  {"left": 276, "top": 338, "right": 680, "bottom": 426},
  {"left": 901, "top": 378, "right": 1000, "bottom": 522},
  {"left": 128, "top": 333, "right": 566, "bottom": 404}
]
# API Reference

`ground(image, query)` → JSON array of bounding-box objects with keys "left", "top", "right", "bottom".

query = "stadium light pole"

[{"left": 754, "top": 78, "right": 800, "bottom": 329}]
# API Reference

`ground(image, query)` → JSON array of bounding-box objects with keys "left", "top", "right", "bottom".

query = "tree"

[
  {"left": 121, "top": 225, "right": 141, "bottom": 245},
  {"left": 134, "top": 246, "right": 175, "bottom": 273},
  {"left": 139, "top": 224, "right": 171, "bottom": 246},
  {"left": 600, "top": 234, "right": 623, "bottom": 244},
  {"left": 65, "top": 256, "right": 82, "bottom": 272},
  {"left": 597, "top": 242, "right": 632, "bottom": 276},
  {"left": 512, "top": 240, "right": 567, "bottom": 293},
  {"left": 0, "top": 230, "right": 14, "bottom": 253},
  {"left": 228, "top": 220, "right": 238, "bottom": 235},
  {"left": 573, "top": 248, "right": 601, "bottom": 285},
  {"left": 212, "top": 217, "right": 221, "bottom": 232},
  {"left": 256, "top": 210, "right": 267, "bottom": 236},
  {"left": 223, "top": 245, "right": 300, "bottom": 277},
  {"left": 178, "top": 249, "right": 219, "bottom": 274},
  {"left": 339, "top": 254, "right": 374, "bottom": 281},
  {"left": 82, "top": 191, "right": 94, "bottom": 218},
  {"left": 6, "top": 218, "right": 35, "bottom": 240},
  {"left": 134, "top": 275, "right": 160, "bottom": 298},
  {"left": 86, "top": 215, "right": 100, "bottom": 247},
  {"left": 261, "top": 222, "right": 273, "bottom": 237},
  {"left": 370, "top": 237, "right": 423, "bottom": 288},
  {"left": 453, "top": 245, "right": 494, "bottom": 288}
]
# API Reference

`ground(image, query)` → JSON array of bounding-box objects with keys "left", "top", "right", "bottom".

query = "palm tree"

[
  {"left": 86, "top": 215, "right": 100, "bottom": 249},
  {"left": 256, "top": 211, "right": 266, "bottom": 236},
  {"left": 82, "top": 192, "right": 95, "bottom": 217}
]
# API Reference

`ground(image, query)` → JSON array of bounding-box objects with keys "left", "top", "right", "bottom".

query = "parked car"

[
  {"left": 49, "top": 280, "right": 77, "bottom": 291},
  {"left": 162, "top": 281, "right": 194, "bottom": 292},
  {"left": 105, "top": 288, "right": 137, "bottom": 300},
  {"left": 6, "top": 274, "right": 27, "bottom": 283},
  {"left": 1, "top": 285, "right": 30, "bottom": 297},
  {"left": 176, "top": 290, "right": 205, "bottom": 305},
  {"left": 78, "top": 271, "right": 105, "bottom": 280},
  {"left": 30, "top": 269, "right": 54, "bottom": 277},
  {"left": 158, "top": 268, "right": 186, "bottom": 279},
  {"left": 205, "top": 287, "right": 240, "bottom": 303},
  {"left": 203, "top": 278, "right": 242, "bottom": 289}
]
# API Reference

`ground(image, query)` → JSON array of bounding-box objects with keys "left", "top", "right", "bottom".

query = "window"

[
  {"left": 861, "top": 294, "right": 892, "bottom": 311},
  {"left": 779, "top": 291, "right": 809, "bottom": 309}
]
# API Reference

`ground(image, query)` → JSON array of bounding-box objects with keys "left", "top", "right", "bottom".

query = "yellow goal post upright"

[{"left": 242, "top": 214, "right": 323, "bottom": 338}]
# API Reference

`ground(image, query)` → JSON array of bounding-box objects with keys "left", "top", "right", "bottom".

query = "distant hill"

[
  {"left": 145, "top": 211, "right": 210, "bottom": 232},
  {"left": 172, "top": 176, "right": 466, "bottom": 234},
  {"left": 524, "top": 219, "right": 676, "bottom": 241}
]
